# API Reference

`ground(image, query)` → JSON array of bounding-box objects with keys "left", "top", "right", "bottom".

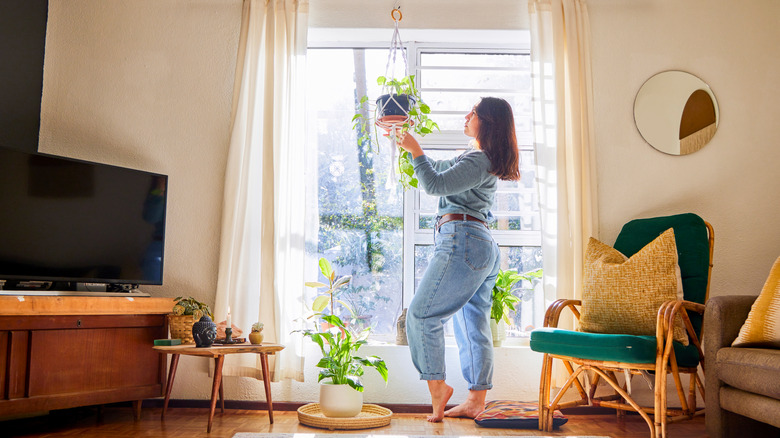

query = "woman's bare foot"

[
  {"left": 444, "top": 389, "right": 487, "bottom": 418},
  {"left": 426, "top": 380, "right": 454, "bottom": 422}
]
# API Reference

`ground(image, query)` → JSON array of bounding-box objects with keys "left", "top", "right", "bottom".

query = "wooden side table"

[{"left": 153, "top": 343, "right": 284, "bottom": 433}]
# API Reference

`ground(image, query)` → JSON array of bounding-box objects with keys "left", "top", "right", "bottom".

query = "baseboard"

[{"left": 125, "top": 399, "right": 621, "bottom": 415}]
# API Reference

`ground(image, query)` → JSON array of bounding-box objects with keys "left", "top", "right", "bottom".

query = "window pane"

[
  {"left": 420, "top": 53, "right": 530, "bottom": 69},
  {"left": 306, "top": 48, "right": 408, "bottom": 336},
  {"left": 421, "top": 68, "right": 529, "bottom": 91},
  {"left": 498, "top": 245, "right": 544, "bottom": 337}
]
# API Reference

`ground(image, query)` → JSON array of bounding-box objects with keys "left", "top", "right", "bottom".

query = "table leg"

[
  {"left": 260, "top": 353, "right": 274, "bottom": 424},
  {"left": 132, "top": 400, "right": 142, "bottom": 420},
  {"left": 161, "top": 354, "right": 180, "bottom": 419},
  {"left": 218, "top": 358, "right": 225, "bottom": 413},
  {"left": 208, "top": 355, "right": 225, "bottom": 433}
]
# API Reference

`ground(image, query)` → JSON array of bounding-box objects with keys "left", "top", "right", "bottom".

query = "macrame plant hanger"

[
  {"left": 374, "top": 7, "right": 419, "bottom": 189},
  {"left": 375, "top": 7, "right": 413, "bottom": 138}
]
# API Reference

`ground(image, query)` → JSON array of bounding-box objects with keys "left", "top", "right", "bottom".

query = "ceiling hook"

[{"left": 391, "top": 7, "right": 402, "bottom": 23}]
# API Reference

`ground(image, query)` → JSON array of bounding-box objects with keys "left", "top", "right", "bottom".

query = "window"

[{"left": 304, "top": 33, "right": 542, "bottom": 341}]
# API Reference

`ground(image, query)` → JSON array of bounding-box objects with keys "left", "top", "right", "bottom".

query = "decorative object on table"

[
  {"left": 224, "top": 327, "right": 235, "bottom": 344},
  {"left": 216, "top": 321, "right": 244, "bottom": 339},
  {"left": 153, "top": 338, "right": 182, "bottom": 346},
  {"left": 249, "top": 322, "right": 265, "bottom": 344},
  {"left": 351, "top": 7, "right": 438, "bottom": 191},
  {"left": 474, "top": 400, "right": 567, "bottom": 429},
  {"left": 169, "top": 296, "right": 213, "bottom": 344},
  {"left": 490, "top": 268, "right": 542, "bottom": 347},
  {"left": 298, "top": 257, "right": 388, "bottom": 417},
  {"left": 395, "top": 308, "right": 407, "bottom": 345},
  {"left": 192, "top": 315, "right": 218, "bottom": 348},
  {"left": 296, "top": 403, "right": 393, "bottom": 430}
]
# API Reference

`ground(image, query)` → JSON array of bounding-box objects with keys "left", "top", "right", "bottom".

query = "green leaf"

[
  {"left": 332, "top": 275, "right": 352, "bottom": 289},
  {"left": 409, "top": 178, "right": 418, "bottom": 188},
  {"left": 376, "top": 76, "right": 387, "bottom": 85},
  {"left": 319, "top": 258, "right": 333, "bottom": 280},
  {"left": 305, "top": 281, "right": 327, "bottom": 289},
  {"left": 420, "top": 103, "right": 431, "bottom": 114},
  {"left": 312, "top": 295, "right": 330, "bottom": 313}
]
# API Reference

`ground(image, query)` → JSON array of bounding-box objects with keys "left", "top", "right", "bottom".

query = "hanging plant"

[{"left": 351, "top": 8, "right": 439, "bottom": 190}]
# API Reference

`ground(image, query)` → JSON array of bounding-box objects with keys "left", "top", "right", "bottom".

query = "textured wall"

[{"left": 37, "top": 0, "right": 780, "bottom": 406}]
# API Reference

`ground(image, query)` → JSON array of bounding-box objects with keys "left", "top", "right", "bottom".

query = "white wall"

[
  {"left": 588, "top": 0, "right": 780, "bottom": 296},
  {"left": 37, "top": 0, "right": 780, "bottom": 406}
]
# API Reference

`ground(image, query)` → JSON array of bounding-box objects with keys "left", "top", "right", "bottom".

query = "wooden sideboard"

[{"left": 0, "top": 296, "right": 174, "bottom": 418}]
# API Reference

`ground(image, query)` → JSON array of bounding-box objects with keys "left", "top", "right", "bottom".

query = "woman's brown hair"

[{"left": 474, "top": 97, "right": 521, "bottom": 181}]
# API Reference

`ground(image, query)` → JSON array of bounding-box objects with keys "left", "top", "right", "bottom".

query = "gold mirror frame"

[{"left": 634, "top": 71, "right": 719, "bottom": 155}]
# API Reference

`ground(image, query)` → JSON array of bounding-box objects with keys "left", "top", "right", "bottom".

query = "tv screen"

[{"left": 0, "top": 147, "right": 167, "bottom": 289}]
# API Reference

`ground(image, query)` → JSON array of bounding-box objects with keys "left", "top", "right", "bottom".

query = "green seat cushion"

[{"left": 530, "top": 327, "right": 700, "bottom": 367}]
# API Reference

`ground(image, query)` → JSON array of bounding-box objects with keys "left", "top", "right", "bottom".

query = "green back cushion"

[{"left": 613, "top": 213, "right": 710, "bottom": 335}]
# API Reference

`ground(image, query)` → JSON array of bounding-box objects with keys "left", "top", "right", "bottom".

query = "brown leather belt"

[{"left": 436, "top": 213, "right": 487, "bottom": 230}]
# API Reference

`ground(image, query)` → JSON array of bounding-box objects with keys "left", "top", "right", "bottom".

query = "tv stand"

[{"left": 0, "top": 296, "right": 173, "bottom": 419}]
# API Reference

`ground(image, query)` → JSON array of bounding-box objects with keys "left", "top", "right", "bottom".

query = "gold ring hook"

[{"left": 391, "top": 8, "right": 402, "bottom": 22}]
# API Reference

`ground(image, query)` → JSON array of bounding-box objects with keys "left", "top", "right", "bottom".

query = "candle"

[{"left": 226, "top": 307, "right": 231, "bottom": 328}]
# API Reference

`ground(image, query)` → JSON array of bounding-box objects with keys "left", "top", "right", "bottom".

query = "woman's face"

[{"left": 464, "top": 106, "right": 480, "bottom": 138}]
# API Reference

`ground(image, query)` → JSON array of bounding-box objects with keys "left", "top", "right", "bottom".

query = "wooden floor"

[{"left": 2, "top": 406, "right": 708, "bottom": 438}]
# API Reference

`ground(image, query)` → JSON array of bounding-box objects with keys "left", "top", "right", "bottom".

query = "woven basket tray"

[
  {"left": 297, "top": 403, "right": 392, "bottom": 430},
  {"left": 168, "top": 314, "right": 196, "bottom": 344}
]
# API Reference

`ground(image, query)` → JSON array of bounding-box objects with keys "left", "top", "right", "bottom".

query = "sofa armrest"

[{"left": 703, "top": 295, "right": 756, "bottom": 368}]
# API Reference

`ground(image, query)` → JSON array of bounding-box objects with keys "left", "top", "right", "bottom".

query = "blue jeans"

[{"left": 406, "top": 220, "right": 501, "bottom": 390}]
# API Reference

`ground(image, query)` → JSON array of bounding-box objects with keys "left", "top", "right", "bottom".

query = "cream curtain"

[
  {"left": 529, "top": 0, "right": 597, "bottom": 330},
  {"left": 214, "top": 0, "right": 308, "bottom": 381}
]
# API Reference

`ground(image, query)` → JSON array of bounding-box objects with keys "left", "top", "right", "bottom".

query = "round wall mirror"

[{"left": 634, "top": 71, "right": 719, "bottom": 155}]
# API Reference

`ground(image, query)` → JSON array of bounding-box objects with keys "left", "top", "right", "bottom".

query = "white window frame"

[
  {"left": 400, "top": 42, "right": 536, "bottom": 308},
  {"left": 307, "top": 29, "right": 538, "bottom": 342}
]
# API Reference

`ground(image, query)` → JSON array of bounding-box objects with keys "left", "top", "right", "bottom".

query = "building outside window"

[{"left": 304, "top": 34, "right": 542, "bottom": 342}]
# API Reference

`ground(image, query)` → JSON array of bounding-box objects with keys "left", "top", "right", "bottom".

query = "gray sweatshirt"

[{"left": 412, "top": 148, "right": 498, "bottom": 222}]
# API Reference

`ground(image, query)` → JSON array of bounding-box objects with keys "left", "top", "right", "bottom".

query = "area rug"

[{"left": 233, "top": 434, "right": 608, "bottom": 438}]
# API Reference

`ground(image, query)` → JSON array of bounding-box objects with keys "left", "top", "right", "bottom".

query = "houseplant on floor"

[
  {"left": 299, "top": 257, "right": 389, "bottom": 417},
  {"left": 490, "top": 268, "right": 543, "bottom": 347}
]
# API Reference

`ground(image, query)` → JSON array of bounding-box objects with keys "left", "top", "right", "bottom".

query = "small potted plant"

[
  {"left": 170, "top": 296, "right": 213, "bottom": 344},
  {"left": 298, "top": 257, "right": 388, "bottom": 417},
  {"left": 249, "top": 322, "right": 264, "bottom": 345},
  {"left": 490, "top": 268, "right": 543, "bottom": 347},
  {"left": 353, "top": 74, "right": 439, "bottom": 190}
]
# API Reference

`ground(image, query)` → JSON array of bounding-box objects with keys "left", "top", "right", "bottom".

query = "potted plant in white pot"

[
  {"left": 299, "top": 257, "right": 389, "bottom": 417},
  {"left": 490, "top": 268, "right": 543, "bottom": 347}
]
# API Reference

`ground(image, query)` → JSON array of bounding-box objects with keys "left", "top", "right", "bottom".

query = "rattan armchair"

[{"left": 530, "top": 213, "right": 714, "bottom": 438}]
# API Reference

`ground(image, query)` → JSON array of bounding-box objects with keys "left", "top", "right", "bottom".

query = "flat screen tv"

[{"left": 0, "top": 147, "right": 168, "bottom": 291}]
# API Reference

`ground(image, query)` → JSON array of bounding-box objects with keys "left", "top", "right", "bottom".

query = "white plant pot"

[
  {"left": 490, "top": 319, "right": 507, "bottom": 347},
  {"left": 319, "top": 381, "right": 363, "bottom": 417}
]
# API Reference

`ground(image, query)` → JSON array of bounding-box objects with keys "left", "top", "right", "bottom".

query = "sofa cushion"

[
  {"left": 717, "top": 347, "right": 780, "bottom": 399},
  {"left": 579, "top": 228, "right": 687, "bottom": 344},
  {"left": 732, "top": 256, "right": 780, "bottom": 348}
]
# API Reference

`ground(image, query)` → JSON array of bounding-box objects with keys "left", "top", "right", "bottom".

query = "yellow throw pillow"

[
  {"left": 579, "top": 228, "right": 688, "bottom": 345},
  {"left": 732, "top": 256, "right": 780, "bottom": 348}
]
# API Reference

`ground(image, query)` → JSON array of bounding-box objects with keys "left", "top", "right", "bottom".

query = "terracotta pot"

[{"left": 319, "top": 381, "right": 363, "bottom": 417}]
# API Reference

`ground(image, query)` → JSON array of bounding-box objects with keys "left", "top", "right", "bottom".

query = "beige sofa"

[{"left": 703, "top": 295, "right": 780, "bottom": 438}]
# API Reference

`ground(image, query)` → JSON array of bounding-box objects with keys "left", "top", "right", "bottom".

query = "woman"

[{"left": 395, "top": 97, "right": 521, "bottom": 422}]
